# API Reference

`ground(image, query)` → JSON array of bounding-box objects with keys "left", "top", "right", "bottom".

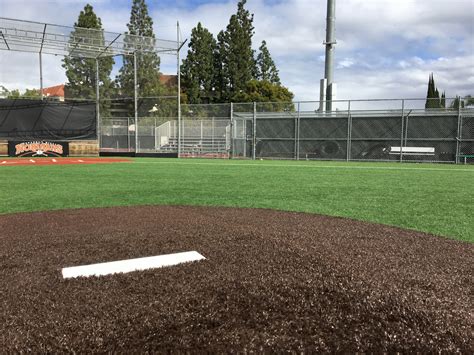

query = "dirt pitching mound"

[{"left": 1, "top": 206, "right": 472, "bottom": 352}]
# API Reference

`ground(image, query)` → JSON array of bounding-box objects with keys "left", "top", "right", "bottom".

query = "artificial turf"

[{"left": 1, "top": 158, "right": 472, "bottom": 242}]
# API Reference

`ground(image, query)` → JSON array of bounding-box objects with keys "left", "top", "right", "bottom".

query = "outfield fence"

[{"left": 100, "top": 98, "right": 473, "bottom": 163}]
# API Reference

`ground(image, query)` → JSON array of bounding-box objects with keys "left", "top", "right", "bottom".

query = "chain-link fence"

[
  {"left": 99, "top": 96, "right": 177, "bottom": 154},
  {"left": 99, "top": 98, "right": 474, "bottom": 163}
]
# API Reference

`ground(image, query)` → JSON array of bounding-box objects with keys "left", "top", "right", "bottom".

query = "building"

[
  {"left": 159, "top": 74, "right": 178, "bottom": 88},
  {"left": 41, "top": 84, "right": 65, "bottom": 101}
]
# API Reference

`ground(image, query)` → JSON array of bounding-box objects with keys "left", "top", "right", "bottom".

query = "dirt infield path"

[{"left": 1, "top": 206, "right": 472, "bottom": 352}]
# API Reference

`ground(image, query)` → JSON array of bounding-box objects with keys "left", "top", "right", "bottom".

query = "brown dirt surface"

[{"left": 1, "top": 206, "right": 472, "bottom": 352}]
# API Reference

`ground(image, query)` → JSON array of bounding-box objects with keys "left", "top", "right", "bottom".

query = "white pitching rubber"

[{"left": 62, "top": 251, "right": 206, "bottom": 279}]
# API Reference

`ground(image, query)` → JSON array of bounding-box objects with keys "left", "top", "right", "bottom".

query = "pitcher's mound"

[{"left": 1, "top": 206, "right": 472, "bottom": 352}]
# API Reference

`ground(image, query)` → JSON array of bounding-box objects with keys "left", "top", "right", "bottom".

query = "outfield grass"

[{"left": 1, "top": 158, "right": 472, "bottom": 242}]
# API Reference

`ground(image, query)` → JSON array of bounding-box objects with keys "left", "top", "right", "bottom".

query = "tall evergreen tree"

[
  {"left": 425, "top": 73, "right": 434, "bottom": 108},
  {"left": 62, "top": 4, "right": 114, "bottom": 101},
  {"left": 451, "top": 96, "right": 465, "bottom": 109},
  {"left": 223, "top": 0, "right": 256, "bottom": 99},
  {"left": 213, "top": 30, "right": 230, "bottom": 102},
  {"left": 440, "top": 91, "right": 446, "bottom": 109},
  {"left": 180, "top": 0, "right": 294, "bottom": 104},
  {"left": 181, "top": 23, "right": 217, "bottom": 104},
  {"left": 434, "top": 87, "right": 440, "bottom": 107},
  {"left": 256, "top": 40, "right": 280, "bottom": 84},
  {"left": 425, "top": 73, "right": 441, "bottom": 109},
  {"left": 116, "top": 0, "right": 162, "bottom": 98}
]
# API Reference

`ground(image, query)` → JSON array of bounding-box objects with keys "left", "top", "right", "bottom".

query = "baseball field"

[{"left": 1, "top": 157, "right": 473, "bottom": 351}]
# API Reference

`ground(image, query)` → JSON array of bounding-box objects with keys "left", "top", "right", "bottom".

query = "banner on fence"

[{"left": 8, "top": 141, "right": 69, "bottom": 157}]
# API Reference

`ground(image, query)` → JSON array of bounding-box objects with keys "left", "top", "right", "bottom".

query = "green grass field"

[{"left": 1, "top": 158, "right": 473, "bottom": 242}]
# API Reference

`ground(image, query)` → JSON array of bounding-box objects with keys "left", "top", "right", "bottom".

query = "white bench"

[{"left": 389, "top": 146, "right": 435, "bottom": 156}]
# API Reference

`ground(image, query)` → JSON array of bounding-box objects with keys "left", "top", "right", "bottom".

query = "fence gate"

[{"left": 231, "top": 117, "right": 254, "bottom": 159}]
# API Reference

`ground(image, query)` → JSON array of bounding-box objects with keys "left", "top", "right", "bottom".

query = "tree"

[
  {"left": 222, "top": 0, "right": 256, "bottom": 98},
  {"left": 23, "top": 88, "right": 41, "bottom": 98},
  {"left": 0, "top": 85, "right": 8, "bottom": 98},
  {"left": 232, "top": 79, "right": 293, "bottom": 105},
  {"left": 256, "top": 40, "right": 280, "bottom": 84},
  {"left": 6, "top": 89, "right": 20, "bottom": 99},
  {"left": 62, "top": 4, "right": 114, "bottom": 101},
  {"left": 213, "top": 30, "right": 231, "bottom": 102},
  {"left": 440, "top": 91, "right": 446, "bottom": 109},
  {"left": 181, "top": 23, "right": 217, "bottom": 104},
  {"left": 6, "top": 88, "right": 40, "bottom": 99},
  {"left": 425, "top": 73, "right": 441, "bottom": 109},
  {"left": 180, "top": 0, "right": 294, "bottom": 104},
  {"left": 451, "top": 96, "right": 465, "bottom": 110},
  {"left": 463, "top": 95, "right": 474, "bottom": 106},
  {"left": 116, "top": 0, "right": 162, "bottom": 99}
]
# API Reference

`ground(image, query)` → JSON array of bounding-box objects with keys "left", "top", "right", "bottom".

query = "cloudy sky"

[{"left": 0, "top": 0, "right": 473, "bottom": 102}]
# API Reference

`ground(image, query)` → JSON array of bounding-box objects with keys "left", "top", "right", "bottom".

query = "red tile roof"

[
  {"left": 160, "top": 74, "right": 178, "bottom": 87},
  {"left": 41, "top": 84, "right": 65, "bottom": 98}
]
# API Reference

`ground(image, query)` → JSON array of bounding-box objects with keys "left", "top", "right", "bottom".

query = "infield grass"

[{"left": 1, "top": 158, "right": 473, "bottom": 242}]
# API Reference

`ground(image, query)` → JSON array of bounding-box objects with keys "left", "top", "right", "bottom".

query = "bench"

[
  {"left": 389, "top": 146, "right": 435, "bottom": 156},
  {"left": 457, "top": 154, "right": 474, "bottom": 164}
]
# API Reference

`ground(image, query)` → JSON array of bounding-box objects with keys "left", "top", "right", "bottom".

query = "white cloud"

[{"left": 337, "top": 58, "right": 354, "bottom": 69}]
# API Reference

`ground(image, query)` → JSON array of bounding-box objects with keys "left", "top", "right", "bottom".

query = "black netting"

[
  {"left": 406, "top": 115, "right": 458, "bottom": 139},
  {"left": 299, "top": 140, "right": 347, "bottom": 160},
  {"left": 299, "top": 116, "right": 348, "bottom": 139},
  {"left": 351, "top": 115, "right": 401, "bottom": 140},
  {"left": 0, "top": 99, "right": 96, "bottom": 140},
  {"left": 256, "top": 117, "right": 295, "bottom": 139}
]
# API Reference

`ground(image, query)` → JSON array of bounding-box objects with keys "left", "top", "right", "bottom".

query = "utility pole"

[{"left": 322, "top": 0, "right": 336, "bottom": 112}]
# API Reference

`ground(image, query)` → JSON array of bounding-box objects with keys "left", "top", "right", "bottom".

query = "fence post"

[
  {"left": 133, "top": 51, "right": 138, "bottom": 154},
  {"left": 127, "top": 116, "right": 130, "bottom": 152},
  {"left": 294, "top": 103, "right": 298, "bottom": 160},
  {"left": 39, "top": 52, "right": 44, "bottom": 101},
  {"left": 95, "top": 59, "right": 100, "bottom": 152},
  {"left": 296, "top": 102, "right": 301, "bottom": 160},
  {"left": 212, "top": 117, "right": 215, "bottom": 152},
  {"left": 400, "top": 99, "right": 405, "bottom": 163},
  {"left": 253, "top": 102, "right": 257, "bottom": 160},
  {"left": 177, "top": 22, "right": 182, "bottom": 158},
  {"left": 346, "top": 100, "right": 351, "bottom": 161},
  {"left": 230, "top": 102, "right": 234, "bottom": 159},
  {"left": 455, "top": 101, "right": 462, "bottom": 164}
]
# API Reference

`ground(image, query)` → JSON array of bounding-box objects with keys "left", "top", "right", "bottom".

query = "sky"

[{"left": 0, "top": 0, "right": 473, "bottom": 102}]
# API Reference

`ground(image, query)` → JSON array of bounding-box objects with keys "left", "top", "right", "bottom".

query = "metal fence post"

[
  {"left": 200, "top": 120, "right": 203, "bottom": 147},
  {"left": 230, "top": 102, "right": 234, "bottom": 158},
  {"left": 95, "top": 59, "right": 100, "bottom": 151},
  {"left": 177, "top": 21, "right": 182, "bottom": 158},
  {"left": 253, "top": 102, "right": 257, "bottom": 160},
  {"left": 212, "top": 117, "right": 215, "bottom": 152},
  {"left": 346, "top": 100, "right": 351, "bottom": 161},
  {"left": 296, "top": 102, "right": 301, "bottom": 160},
  {"left": 127, "top": 116, "right": 130, "bottom": 152},
  {"left": 455, "top": 102, "right": 462, "bottom": 164},
  {"left": 294, "top": 103, "right": 298, "bottom": 160},
  {"left": 400, "top": 99, "right": 405, "bottom": 163},
  {"left": 133, "top": 51, "right": 138, "bottom": 154},
  {"left": 39, "top": 51, "right": 43, "bottom": 101}
]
